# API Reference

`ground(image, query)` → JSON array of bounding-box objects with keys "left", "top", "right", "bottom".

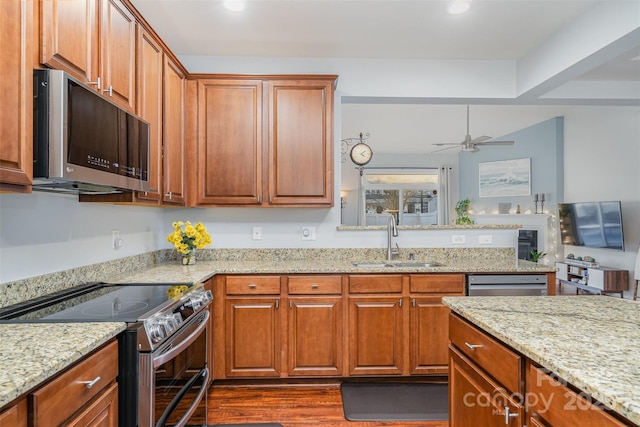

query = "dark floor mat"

[{"left": 341, "top": 382, "right": 448, "bottom": 421}]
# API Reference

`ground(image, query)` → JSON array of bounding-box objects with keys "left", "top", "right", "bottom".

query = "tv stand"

[{"left": 556, "top": 260, "right": 629, "bottom": 297}]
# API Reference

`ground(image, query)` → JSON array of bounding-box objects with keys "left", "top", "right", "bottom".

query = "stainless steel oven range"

[{"left": 0, "top": 282, "right": 213, "bottom": 427}]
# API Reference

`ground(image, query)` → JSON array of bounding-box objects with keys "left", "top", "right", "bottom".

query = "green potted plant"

[
  {"left": 455, "top": 198, "right": 474, "bottom": 225},
  {"left": 529, "top": 250, "right": 547, "bottom": 263}
]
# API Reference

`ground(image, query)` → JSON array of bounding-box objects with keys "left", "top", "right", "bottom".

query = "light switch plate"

[
  {"left": 452, "top": 235, "right": 466, "bottom": 244},
  {"left": 252, "top": 226, "right": 262, "bottom": 240},
  {"left": 479, "top": 235, "right": 493, "bottom": 244}
]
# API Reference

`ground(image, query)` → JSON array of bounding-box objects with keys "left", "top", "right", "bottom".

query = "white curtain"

[{"left": 438, "top": 166, "right": 454, "bottom": 225}]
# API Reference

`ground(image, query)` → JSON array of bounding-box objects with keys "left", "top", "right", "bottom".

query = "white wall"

[{"left": 562, "top": 106, "right": 640, "bottom": 294}]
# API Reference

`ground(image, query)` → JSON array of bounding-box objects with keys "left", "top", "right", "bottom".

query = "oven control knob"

[{"left": 147, "top": 322, "right": 165, "bottom": 343}]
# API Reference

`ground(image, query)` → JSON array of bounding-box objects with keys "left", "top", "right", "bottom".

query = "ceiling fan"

[{"left": 432, "top": 105, "right": 514, "bottom": 153}]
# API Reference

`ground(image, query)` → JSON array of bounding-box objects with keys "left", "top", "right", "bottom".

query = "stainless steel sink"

[{"left": 351, "top": 261, "right": 442, "bottom": 268}]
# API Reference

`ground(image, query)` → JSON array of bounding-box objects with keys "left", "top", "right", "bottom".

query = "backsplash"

[{"left": 0, "top": 247, "right": 515, "bottom": 308}]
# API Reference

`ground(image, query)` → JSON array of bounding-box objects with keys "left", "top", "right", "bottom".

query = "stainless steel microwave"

[{"left": 32, "top": 69, "right": 150, "bottom": 194}]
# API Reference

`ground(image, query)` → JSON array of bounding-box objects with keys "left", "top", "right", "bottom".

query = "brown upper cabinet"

[
  {"left": 41, "top": 0, "right": 136, "bottom": 111},
  {"left": 191, "top": 75, "right": 337, "bottom": 207},
  {"left": 0, "top": 0, "right": 34, "bottom": 191},
  {"left": 162, "top": 57, "right": 187, "bottom": 205}
]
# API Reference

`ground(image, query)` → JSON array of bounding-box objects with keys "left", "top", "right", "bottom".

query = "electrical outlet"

[
  {"left": 479, "top": 235, "right": 493, "bottom": 244},
  {"left": 252, "top": 226, "right": 262, "bottom": 240},
  {"left": 452, "top": 235, "right": 466, "bottom": 244},
  {"left": 112, "top": 229, "right": 123, "bottom": 249},
  {"left": 301, "top": 226, "right": 316, "bottom": 241}
]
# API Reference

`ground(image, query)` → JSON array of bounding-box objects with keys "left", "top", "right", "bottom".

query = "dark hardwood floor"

[{"left": 207, "top": 383, "right": 448, "bottom": 427}]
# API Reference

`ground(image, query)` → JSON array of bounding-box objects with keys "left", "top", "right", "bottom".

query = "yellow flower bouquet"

[{"left": 167, "top": 221, "right": 212, "bottom": 264}]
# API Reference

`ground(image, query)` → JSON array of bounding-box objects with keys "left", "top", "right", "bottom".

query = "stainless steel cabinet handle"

[
  {"left": 248, "top": 284, "right": 257, "bottom": 289},
  {"left": 311, "top": 284, "right": 319, "bottom": 289},
  {"left": 78, "top": 376, "right": 101, "bottom": 389},
  {"left": 399, "top": 298, "right": 402, "bottom": 307},
  {"left": 465, "top": 342, "right": 483, "bottom": 350},
  {"left": 103, "top": 85, "right": 113, "bottom": 96},
  {"left": 88, "top": 77, "right": 101, "bottom": 90},
  {"left": 504, "top": 407, "right": 518, "bottom": 424},
  {"left": 275, "top": 300, "right": 279, "bottom": 309},
  {"left": 412, "top": 299, "right": 416, "bottom": 307}
]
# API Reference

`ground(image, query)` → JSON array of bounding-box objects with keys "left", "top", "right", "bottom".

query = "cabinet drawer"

[
  {"left": 410, "top": 274, "right": 465, "bottom": 294},
  {"left": 31, "top": 339, "right": 118, "bottom": 427},
  {"left": 226, "top": 276, "right": 281, "bottom": 295},
  {"left": 449, "top": 314, "right": 522, "bottom": 393},
  {"left": 349, "top": 275, "right": 403, "bottom": 293},
  {"left": 526, "top": 362, "right": 629, "bottom": 427},
  {"left": 288, "top": 275, "right": 342, "bottom": 294}
]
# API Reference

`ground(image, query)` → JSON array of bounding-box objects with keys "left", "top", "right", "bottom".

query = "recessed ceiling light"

[
  {"left": 224, "top": 0, "right": 246, "bottom": 12},
  {"left": 448, "top": 1, "right": 471, "bottom": 15}
]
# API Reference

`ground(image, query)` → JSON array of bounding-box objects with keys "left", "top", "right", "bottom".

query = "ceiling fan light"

[{"left": 448, "top": 1, "right": 471, "bottom": 15}]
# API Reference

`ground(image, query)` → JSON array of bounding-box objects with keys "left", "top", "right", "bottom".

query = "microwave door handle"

[
  {"left": 155, "top": 366, "right": 209, "bottom": 427},
  {"left": 152, "top": 310, "right": 209, "bottom": 368}
]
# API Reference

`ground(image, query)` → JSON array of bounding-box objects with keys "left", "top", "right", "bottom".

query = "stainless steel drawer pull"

[
  {"left": 79, "top": 376, "right": 101, "bottom": 389},
  {"left": 311, "top": 284, "right": 319, "bottom": 289},
  {"left": 504, "top": 406, "right": 518, "bottom": 424},
  {"left": 465, "top": 342, "right": 483, "bottom": 350},
  {"left": 248, "top": 284, "right": 257, "bottom": 289}
]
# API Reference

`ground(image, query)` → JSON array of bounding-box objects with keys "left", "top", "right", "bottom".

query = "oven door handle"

[
  {"left": 155, "top": 366, "right": 210, "bottom": 427},
  {"left": 153, "top": 310, "right": 209, "bottom": 368}
]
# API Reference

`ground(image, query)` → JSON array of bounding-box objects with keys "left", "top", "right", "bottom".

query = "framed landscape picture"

[{"left": 479, "top": 158, "right": 531, "bottom": 197}]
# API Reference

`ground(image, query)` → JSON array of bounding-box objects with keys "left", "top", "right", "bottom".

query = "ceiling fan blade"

[
  {"left": 433, "top": 143, "right": 463, "bottom": 147},
  {"left": 471, "top": 135, "right": 492, "bottom": 144},
  {"left": 431, "top": 145, "right": 461, "bottom": 153},
  {"left": 475, "top": 140, "right": 514, "bottom": 146}
]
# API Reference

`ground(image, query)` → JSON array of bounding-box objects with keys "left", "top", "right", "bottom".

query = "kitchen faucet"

[{"left": 387, "top": 213, "right": 400, "bottom": 261}]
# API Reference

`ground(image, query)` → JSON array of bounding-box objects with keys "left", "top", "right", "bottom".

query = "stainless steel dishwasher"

[{"left": 467, "top": 274, "right": 548, "bottom": 296}]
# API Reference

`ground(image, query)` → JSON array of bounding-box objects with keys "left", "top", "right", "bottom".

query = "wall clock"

[{"left": 350, "top": 142, "right": 373, "bottom": 166}]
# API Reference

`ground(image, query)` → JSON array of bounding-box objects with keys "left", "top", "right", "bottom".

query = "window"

[{"left": 362, "top": 170, "right": 439, "bottom": 226}]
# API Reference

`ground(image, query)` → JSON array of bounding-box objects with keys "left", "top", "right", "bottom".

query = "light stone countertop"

[
  {"left": 443, "top": 296, "right": 640, "bottom": 425},
  {"left": 0, "top": 322, "right": 126, "bottom": 408},
  {"left": 111, "top": 258, "right": 555, "bottom": 285}
]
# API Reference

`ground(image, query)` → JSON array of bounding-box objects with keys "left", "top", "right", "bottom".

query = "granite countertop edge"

[
  {"left": 0, "top": 322, "right": 126, "bottom": 408},
  {"left": 110, "top": 259, "right": 556, "bottom": 284},
  {"left": 443, "top": 296, "right": 640, "bottom": 425}
]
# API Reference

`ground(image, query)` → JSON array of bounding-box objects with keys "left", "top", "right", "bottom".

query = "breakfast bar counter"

[{"left": 443, "top": 295, "right": 640, "bottom": 425}]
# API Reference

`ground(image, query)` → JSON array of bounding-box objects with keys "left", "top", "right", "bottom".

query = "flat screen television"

[{"left": 558, "top": 201, "right": 625, "bottom": 251}]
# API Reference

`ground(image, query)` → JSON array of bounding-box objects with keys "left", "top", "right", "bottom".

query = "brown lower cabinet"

[
  {"left": 214, "top": 273, "right": 464, "bottom": 380},
  {"left": 0, "top": 398, "right": 27, "bottom": 427},
  {"left": 449, "top": 313, "right": 637, "bottom": 427}
]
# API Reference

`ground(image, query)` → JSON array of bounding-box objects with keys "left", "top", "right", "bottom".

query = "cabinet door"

[
  {"left": 196, "top": 79, "right": 263, "bottom": 205},
  {"left": 348, "top": 296, "right": 403, "bottom": 375},
  {"left": 0, "top": 0, "right": 33, "bottom": 189},
  {"left": 40, "top": 0, "right": 99, "bottom": 84},
  {"left": 410, "top": 296, "right": 450, "bottom": 375},
  {"left": 449, "top": 348, "right": 524, "bottom": 427},
  {"left": 288, "top": 297, "right": 343, "bottom": 376},
  {"left": 100, "top": 0, "right": 136, "bottom": 111},
  {"left": 225, "top": 297, "right": 281, "bottom": 377},
  {"left": 526, "top": 362, "right": 628, "bottom": 427},
  {"left": 0, "top": 398, "right": 27, "bottom": 427},
  {"left": 66, "top": 382, "right": 118, "bottom": 427},
  {"left": 135, "top": 27, "right": 163, "bottom": 202},
  {"left": 266, "top": 79, "right": 334, "bottom": 206},
  {"left": 162, "top": 57, "right": 186, "bottom": 205}
]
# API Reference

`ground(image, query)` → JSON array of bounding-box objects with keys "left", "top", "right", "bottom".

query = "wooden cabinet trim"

[
  {"left": 348, "top": 274, "right": 403, "bottom": 294},
  {"left": 450, "top": 313, "right": 522, "bottom": 393},
  {"left": 30, "top": 339, "right": 118, "bottom": 427}
]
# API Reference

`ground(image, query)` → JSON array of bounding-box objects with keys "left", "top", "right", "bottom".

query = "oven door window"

[{"left": 150, "top": 314, "right": 209, "bottom": 427}]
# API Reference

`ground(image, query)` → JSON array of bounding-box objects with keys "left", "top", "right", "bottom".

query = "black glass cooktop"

[{"left": 0, "top": 283, "right": 190, "bottom": 323}]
